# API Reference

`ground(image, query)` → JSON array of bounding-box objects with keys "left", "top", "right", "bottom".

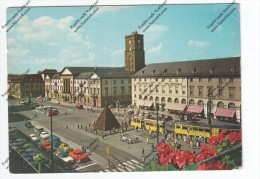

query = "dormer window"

[
  {"left": 209, "top": 67, "right": 215, "bottom": 74},
  {"left": 152, "top": 70, "right": 156, "bottom": 74},
  {"left": 231, "top": 67, "right": 236, "bottom": 72},
  {"left": 164, "top": 69, "right": 168, "bottom": 73},
  {"left": 176, "top": 68, "right": 181, "bottom": 74},
  {"left": 141, "top": 70, "right": 145, "bottom": 74},
  {"left": 191, "top": 68, "right": 197, "bottom": 73}
]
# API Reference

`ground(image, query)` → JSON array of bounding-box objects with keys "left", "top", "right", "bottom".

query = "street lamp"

[
  {"left": 155, "top": 103, "right": 161, "bottom": 144},
  {"left": 50, "top": 107, "right": 54, "bottom": 173},
  {"left": 207, "top": 89, "right": 213, "bottom": 136}
]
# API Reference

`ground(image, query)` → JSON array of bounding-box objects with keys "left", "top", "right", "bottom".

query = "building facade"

[
  {"left": 8, "top": 74, "right": 44, "bottom": 98},
  {"left": 131, "top": 57, "right": 241, "bottom": 121}
]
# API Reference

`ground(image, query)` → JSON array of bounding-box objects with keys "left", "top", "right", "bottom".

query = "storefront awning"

[
  {"left": 186, "top": 105, "right": 204, "bottom": 113},
  {"left": 165, "top": 103, "right": 187, "bottom": 111},
  {"left": 143, "top": 101, "right": 154, "bottom": 107},
  {"left": 215, "top": 108, "right": 236, "bottom": 118}
]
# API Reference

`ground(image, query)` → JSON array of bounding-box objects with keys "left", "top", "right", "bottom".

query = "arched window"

[
  {"left": 228, "top": 102, "right": 236, "bottom": 109},
  {"left": 144, "top": 96, "right": 148, "bottom": 100},
  {"left": 198, "top": 100, "right": 204, "bottom": 106},
  {"left": 181, "top": 99, "right": 186, "bottom": 104},
  {"left": 207, "top": 101, "right": 214, "bottom": 108},
  {"left": 149, "top": 96, "right": 153, "bottom": 101},
  {"left": 174, "top": 98, "right": 179, "bottom": 103},
  {"left": 155, "top": 96, "right": 159, "bottom": 102},
  {"left": 139, "top": 95, "right": 142, "bottom": 100},
  {"left": 161, "top": 97, "right": 166, "bottom": 103},
  {"left": 217, "top": 101, "right": 224, "bottom": 108},
  {"left": 189, "top": 99, "right": 195, "bottom": 104},
  {"left": 167, "top": 97, "right": 172, "bottom": 103}
]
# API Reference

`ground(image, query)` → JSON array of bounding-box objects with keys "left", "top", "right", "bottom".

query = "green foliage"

[{"left": 184, "top": 163, "right": 199, "bottom": 170}]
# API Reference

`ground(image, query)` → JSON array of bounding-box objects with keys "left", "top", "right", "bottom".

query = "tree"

[
  {"left": 33, "top": 153, "right": 46, "bottom": 173},
  {"left": 37, "top": 70, "right": 42, "bottom": 74}
]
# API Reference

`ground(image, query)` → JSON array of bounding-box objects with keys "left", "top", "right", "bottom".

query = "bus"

[
  {"left": 130, "top": 117, "right": 165, "bottom": 133},
  {"left": 173, "top": 121, "right": 241, "bottom": 140}
]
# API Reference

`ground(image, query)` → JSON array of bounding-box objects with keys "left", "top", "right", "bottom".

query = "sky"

[{"left": 7, "top": 3, "right": 241, "bottom": 74}]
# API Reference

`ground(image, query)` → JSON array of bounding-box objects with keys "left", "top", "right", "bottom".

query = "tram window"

[
  {"left": 205, "top": 129, "right": 210, "bottom": 132},
  {"left": 193, "top": 127, "right": 198, "bottom": 131},
  {"left": 137, "top": 119, "right": 140, "bottom": 123},
  {"left": 199, "top": 128, "right": 205, "bottom": 132},
  {"left": 182, "top": 126, "right": 188, "bottom": 130},
  {"left": 176, "top": 125, "right": 181, "bottom": 129}
]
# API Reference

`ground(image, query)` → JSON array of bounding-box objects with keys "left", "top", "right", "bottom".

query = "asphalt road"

[{"left": 8, "top": 98, "right": 144, "bottom": 173}]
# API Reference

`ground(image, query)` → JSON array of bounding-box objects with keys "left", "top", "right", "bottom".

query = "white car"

[
  {"left": 29, "top": 134, "right": 40, "bottom": 142},
  {"left": 40, "top": 132, "right": 49, "bottom": 139}
]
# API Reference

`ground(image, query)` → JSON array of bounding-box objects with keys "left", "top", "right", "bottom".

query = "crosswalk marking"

[
  {"left": 116, "top": 167, "right": 126, "bottom": 172},
  {"left": 100, "top": 159, "right": 143, "bottom": 172},
  {"left": 123, "top": 162, "right": 136, "bottom": 170}
]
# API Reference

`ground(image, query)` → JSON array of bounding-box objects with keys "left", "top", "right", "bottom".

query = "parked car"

[
  {"left": 45, "top": 108, "right": 59, "bottom": 116},
  {"left": 11, "top": 139, "right": 27, "bottom": 148},
  {"left": 54, "top": 152, "right": 75, "bottom": 171},
  {"left": 47, "top": 135, "right": 61, "bottom": 147},
  {"left": 30, "top": 134, "right": 40, "bottom": 142},
  {"left": 25, "top": 122, "right": 34, "bottom": 128},
  {"left": 75, "top": 104, "right": 83, "bottom": 109},
  {"left": 30, "top": 103, "right": 40, "bottom": 109},
  {"left": 17, "top": 143, "right": 34, "bottom": 154},
  {"left": 58, "top": 143, "right": 72, "bottom": 152},
  {"left": 40, "top": 131, "right": 49, "bottom": 139},
  {"left": 43, "top": 106, "right": 53, "bottom": 112},
  {"left": 164, "top": 116, "right": 173, "bottom": 121},
  {"left": 57, "top": 152, "right": 74, "bottom": 162},
  {"left": 69, "top": 149, "right": 88, "bottom": 163},
  {"left": 41, "top": 141, "right": 52, "bottom": 151},
  {"left": 36, "top": 105, "right": 44, "bottom": 111}
]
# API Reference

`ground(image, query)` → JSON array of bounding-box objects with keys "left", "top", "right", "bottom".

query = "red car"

[
  {"left": 69, "top": 149, "right": 88, "bottom": 163},
  {"left": 41, "top": 141, "right": 52, "bottom": 151},
  {"left": 75, "top": 104, "right": 83, "bottom": 109},
  {"left": 45, "top": 108, "right": 59, "bottom": 116}
]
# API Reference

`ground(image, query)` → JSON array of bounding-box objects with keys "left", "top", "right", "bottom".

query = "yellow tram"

[
  {"left": 173, "top": 121, "right": 241, "bottom": 139},
  {"left": 130, "top": 117, "right": 165, "bottom": 133}
]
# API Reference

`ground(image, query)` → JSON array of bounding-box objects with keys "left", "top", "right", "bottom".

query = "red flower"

[
  {"left": 198, "top": 160, "right": 231, "bottom": 170},
  {"left": 228, "top": 131, "right": 241, "bottom": 144}
]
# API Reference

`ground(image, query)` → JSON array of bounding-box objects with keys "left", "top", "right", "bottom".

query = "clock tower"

[{"left": 125, "top": 31, "right": 145, "bottom": 72}]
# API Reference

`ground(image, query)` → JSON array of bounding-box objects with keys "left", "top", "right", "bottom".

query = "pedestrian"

[
  {"left": 141, "top": 147, "right": 145, "bottom": 156},
  {"left": 85, "top": 126, "right": 88, "bottom": 131},
  {"left": 190, "top": 140, "right": 193, "bottom": 148},
  {"left": 65, "top": 124, "right": 68, "bottom": 129},
  {"left": 174, "top": 137, "right": 178, "bottom": 144},
  {"left": 183, "top": 135, "right": 186, "bottom": 142},
  {"left": 77, "top": 124, "right": 80, "bottom": 130},
  {"left": 81, "top": 124, "right": 83, "bottom": 129},
  {"left": 164, "top": 133, "right": 167, "bottom": 140},
  {"left": 146, "top": 137, "right": 149, "bottom": 144},
  {"left": 170, "top": 121, "right": 172, "bottom": 128},
  {"left": 89, "top": 123, "right": 91, "bottom": 128}
]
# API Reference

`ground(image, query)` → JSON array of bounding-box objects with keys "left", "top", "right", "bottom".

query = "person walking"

[
  {"left": 85, "top": 126, "right": 88, "bottom": 131},
  {"left": 190, "top": 140, "right": 193, "bottom": 149},
  {"left": 81, "top": 124, "right": 83, "bottom": 129},
  {"left": 141, "top": 147, "right": 145, "bottom": 157},
  {"left": 146, "top": 137, "right": 149, "bottom": 144},
  {"left": 77, "top": 124, "right": 80, "bottom": 130}
]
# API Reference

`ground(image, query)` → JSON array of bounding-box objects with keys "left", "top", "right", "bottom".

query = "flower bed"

[{"left": 140, "top": 130, "right": 242, "bottom": 171}]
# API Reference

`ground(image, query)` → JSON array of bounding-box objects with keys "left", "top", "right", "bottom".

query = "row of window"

[
  {"left": 105, "top": 86, "right": 131, "bottom": 96},
  {"left": 134, "top": 85, "right": 186, "bottom": 94},
  {"left": 133, "top": 77, "right": 234, "bottom": 83},
  {"left": 105, "top": 79, "right": 131, "bottom": 85},
  {"left": 189, "top": 86, "right": 236, "bottom": 98},
  {"left": 134, "top": 78, "right": 186, "bottom": 83}
]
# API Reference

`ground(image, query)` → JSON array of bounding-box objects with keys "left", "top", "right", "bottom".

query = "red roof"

[
  {"left": 186, "top": 105, "right": 204, "bottom": 113},
  {"left": 215, "top": 108, "right": 236, "bottom": 118}
]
